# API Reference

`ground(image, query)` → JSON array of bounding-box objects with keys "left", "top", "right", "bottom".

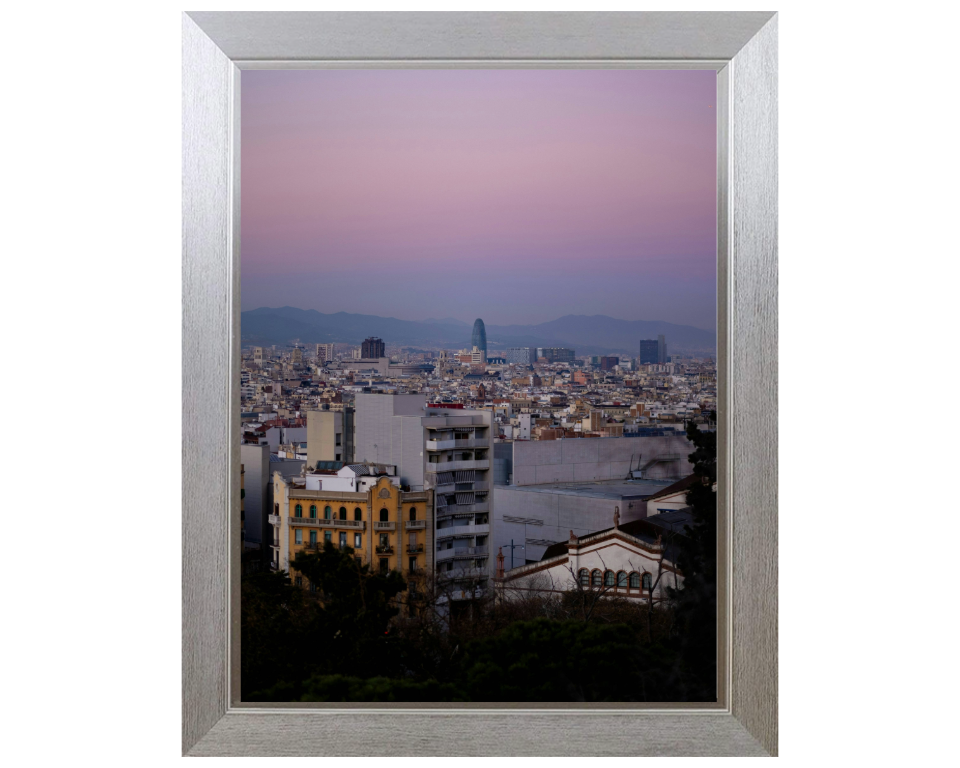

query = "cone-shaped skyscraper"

[{"left": 471, "top": 318, "right": 487, "bottom": 355}]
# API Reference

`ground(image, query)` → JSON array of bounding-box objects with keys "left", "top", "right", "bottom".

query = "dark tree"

[{"left": 667, "top": 416, "right": 719, "bottom": 700}]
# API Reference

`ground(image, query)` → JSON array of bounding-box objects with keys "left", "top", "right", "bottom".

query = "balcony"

[
  {"left": 437, "top": 501, "right": 489, "bottom": 517},
  {"left": 406, "top": 543, "right": 424, "bottom": 554},
  {"left": 427, "top": 459, "right": 490, "bottom": 473},
  {"left": 375, "top": 545, "right": 394, "bottom": 554},
  {"left": 268, "top": 514, "right": 281, "bottom": 525},
  {"left": 426, "top": 438, "right": 488, "bottom": 451},
  {"left": 288, "top": 516, "right": 364, "bottom": 530},
  {"left": 436, "top": 523, "right": 490, "bottom": 539},
  {"left": 374, "top": 521, "right": 396, "bottom": 531},
  {"left": 436, "top": 546, "right": 489, "bottom": 562},
  {"left": 405, "top": 520, "right": 426, "bottom": 530}
]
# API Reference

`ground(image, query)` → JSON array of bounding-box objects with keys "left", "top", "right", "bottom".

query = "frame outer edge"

[
  {"left": 730, "top": 13, "right": 779, "bottom": 757},
  {"left": 182, "top": 11, "right": 779, "bottom": 757},
  {"left": 182, "top": 12, "right": 233, "bottom": 755}
]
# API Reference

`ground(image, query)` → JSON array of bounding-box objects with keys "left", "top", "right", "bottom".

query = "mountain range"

[{"left": 240, "top": 306, "right": 716, "bottom": 356}]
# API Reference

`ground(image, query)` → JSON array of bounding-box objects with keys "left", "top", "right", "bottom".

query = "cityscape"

[{"left": 239, "top": 69, "right": 718, "bottom": 702}]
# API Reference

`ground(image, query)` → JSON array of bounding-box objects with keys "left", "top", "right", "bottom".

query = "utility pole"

[{"left": 504, "top": 539, "right": 525, "bottom": 570}]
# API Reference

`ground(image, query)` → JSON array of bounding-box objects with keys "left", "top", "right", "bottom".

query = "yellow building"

[{"left": 270, "top": 464, "right": 432, "bottom": 597}]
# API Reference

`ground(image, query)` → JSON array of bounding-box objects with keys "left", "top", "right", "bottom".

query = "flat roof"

[{"left": 495, "top": 477, "right": 678, "bottom": 500}]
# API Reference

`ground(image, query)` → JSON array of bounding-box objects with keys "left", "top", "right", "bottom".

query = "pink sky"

[{"left": 241, "top": 69, "right": 717, "bottom": 329}]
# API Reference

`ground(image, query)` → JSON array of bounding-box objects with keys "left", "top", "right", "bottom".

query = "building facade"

[
  {"left": 471, "top": 318, "right": 487, "bottom": 356},
  {"left": 315, "top": 343, "right": 335, "bottom": 364},
  {"left": 361, "top": 337, "right": 386, "bottom": 359},
  {"left": 536, "top": 347, "right": 575, "bottom": 363},
  {"left": 638, "top": 339, "right": 659, "bottom": 364},
  {"left": 507, "top": 347, "right": 535, "bottom": 366},
  {"left": 270, "top": 465, "right": 433, "bottom": 587},
  {"left": 306, "top": 408, "right": 355, "bottom": 466}
]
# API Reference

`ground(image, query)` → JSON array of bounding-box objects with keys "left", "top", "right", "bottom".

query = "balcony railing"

[
  {"left": 405, "top": 520, "right": 426, "bottom": 530},
  {"left": 374, "top": 521, "right": 396, "bottom": 531},
  {"left": 289, "top": 516, "right": 364, "bottom": 529},
  {"left": 436, "top": 546, "right": 489, "bottom": 561},
  {"left": 426, "top": 438, "right": 488, "bottom": 451},
  {"left": 427, "top": 459, "right": 490, "bottom": 473},
  {"left": 436, "top": 523, "right": 490, "bottom": 539},
  {"left": 406, "top": 543, "right": 424, "bottom": 554},
  {"left": 437, "top": 502, "right": 489, "bottom": 517},
  {"left": 375, "top": 545, "right": 394, "bottom": 554},
  {"left": 267, "top": 514, "right": 281, "bottom": 525}
]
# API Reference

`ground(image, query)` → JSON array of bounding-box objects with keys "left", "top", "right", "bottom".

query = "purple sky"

[{"left": 241, "top": 69, "right": 717, "bottom": 330}]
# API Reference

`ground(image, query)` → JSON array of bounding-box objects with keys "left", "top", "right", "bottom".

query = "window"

[
  {"left": 335, "top": 433, "right": 342, "bottom": 446},
  {"left": 354, "top": 507, "right": 362, "bottom": 521},
  {"left": 274, "top": 503, "right": 279, "bottom": 516},
  {"left": 295, "top": 576, "right": 302, "bottom": 587},
  {"left": 379, "top": 558, "right": 389, "bottom": 574},
  {"left": 324, "top": 531, "right": 332, "bottom": 544},
  {"left": 617, "top": 571, "right": 627, "bottom": 588},
  {"left": 591, "top": 570, "right": 602, "bottom": 588},
  {"left": 409, "top": 557, "right": 417, "bottom": 572},
  {"left": 294, "top": 504, "right": 303, "bottom": 518},
  {"left": 642, "top": 573, "right": 652, "bottom": 591},
  {"left": 379, "top": 533, "right": 389, "bottom": 548},
  {"left": 295, "top": 529, "right": 302, "bottom": 544},
  {"left": 309, "top": 504, "right": 317, "bottom": 519},
  {"left": 309, "top": 530, "right": 317, "bottom": 545},
  {"left": 579, "top": 568, "right": 589, "bottom": 586},
  {"left": 354, "top": 533, "right": 362, "bottom": 548},
  {"left": 324, "top": 505, "right": 331, "bottom": 520},
  {"left": 339, "top": 532, "right": 347, "bottom": 548},
  {"left": 379, "top": 508, "right": 389, "bottom": 522},
  {"left": 629, "top": 572, "right": 641, "bottom": 589},
  {"left": 604, "top": 570, "right": 615, "bottom": 587},
  {"left": 339, "top": 506, "right": 347, "bottom": 521},
  {"left": 409, "top": 507, "right": 417, "bottom": 521}
]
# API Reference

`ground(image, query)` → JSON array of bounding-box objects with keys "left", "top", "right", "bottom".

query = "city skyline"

[{"left": 241, "top": 69, "right": 718, "bottom": 330}]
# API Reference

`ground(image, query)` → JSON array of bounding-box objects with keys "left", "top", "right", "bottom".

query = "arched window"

[
  {"left": 339, "top": 506, "right": 347, "bottom": 521},
  {"left": 409, "top": 507, "right": 417, "bottom": 521},
  {"left": 616, "top": 571, "right": 627, "bottom": 588},
  {"left": 591, "top": 570, "right": 602, "bottom": 588},
  {"left": 354, "top": 507, "right": 362, "bottom": 521},
  {"left": 309, "top": 504, "right": 317, "bottom": 519},
  {"left": 629, "top": 572, "right": 641, "bottom": 589},
  {"left": 642, "top": 573, "right": 652, "bottom": 591},
  {"left": 274, "top": 503, "right": 279, "bottom": 515},
  {"left": 379, "top": 508, "right": 389, "bottom": 522},
  {"left": 324, "top": 505, "right": 331, "bottom": 520},
  {"left": 579, "top": 568, "right": 590, "bottom": 587},
  {"left": 604, "top": 570, "right": 615, "bottom": 587},
  {"left": 294, "top": 504, "right": 302, "bottom": 518}
]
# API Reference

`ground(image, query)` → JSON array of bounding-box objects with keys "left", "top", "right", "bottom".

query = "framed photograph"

[{"left": 183, "top": 11, "right": 777, "bottom": 757}]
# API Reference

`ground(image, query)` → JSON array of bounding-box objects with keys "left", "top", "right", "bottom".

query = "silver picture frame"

[{"left": 183, "top": 11, "right": 777, "bottom": 756}]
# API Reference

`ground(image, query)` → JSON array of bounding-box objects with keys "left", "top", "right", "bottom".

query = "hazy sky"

[{"left": 241, "top": 69, "right": 717, "bottom": 331}]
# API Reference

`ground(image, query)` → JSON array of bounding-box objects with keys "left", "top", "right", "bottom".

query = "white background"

[{"left": 2, "top": 2, "right": 956, "bottom": 765}]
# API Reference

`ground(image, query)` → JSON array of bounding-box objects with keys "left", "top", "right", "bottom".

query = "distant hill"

[{"left": 240, "top": 307, "right": 715, "bottom": 356}]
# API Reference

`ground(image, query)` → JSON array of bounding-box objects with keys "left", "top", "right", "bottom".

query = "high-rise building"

[
  {"left": 361, "top": 337, "right": 385, "bottom": 359},
  {"left": 353, "top": 393, "right": 495, "bottom": 592},
  {"left": 291, "top": 347, "right": 303, "bottom": 365},
  {"left": 657, "top": 335, "right": 667, "bottom": 364},
  {"left": 471, "top": 318, "right": 487, "bottom": 356},
  {"left": 639, "top": 339, "right": 659, "bottom": 364},
  {"left": 507, "top": 347, "right": 535, "bottom": 366},
  {"left": 599, "top": 356, "right": 619, "bottom": 371},
  {"left": 535, "top": 347, "right": 575, "bottom": 363},
  {"left": 315, "top": 343, "right": 335, "bottom": 364}
]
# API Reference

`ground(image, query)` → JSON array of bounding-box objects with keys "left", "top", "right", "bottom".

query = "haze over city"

[{"left": 241, "top": 69, "right": 717, "bottom": 331}]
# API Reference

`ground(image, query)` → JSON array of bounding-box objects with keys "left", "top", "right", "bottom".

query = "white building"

[{"left": 495, "top": 514, "right": 683, "bottom": 603}]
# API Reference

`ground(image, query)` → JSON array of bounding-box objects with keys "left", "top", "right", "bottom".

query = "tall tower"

[
  {"left": 657, "top": 334, "right": 667, "bottom": 364},
  {"left": 471, "top": 318, "right": 487, "bottom": 364}
]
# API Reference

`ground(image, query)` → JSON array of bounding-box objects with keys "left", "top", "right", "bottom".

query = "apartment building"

[{"left": 270, "top": 463, "right": 432, "bottom": 594}]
